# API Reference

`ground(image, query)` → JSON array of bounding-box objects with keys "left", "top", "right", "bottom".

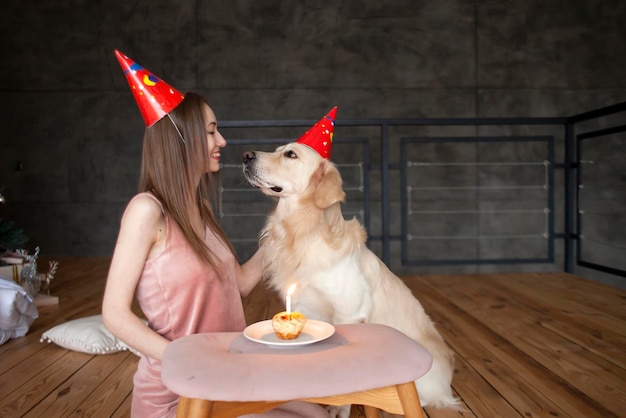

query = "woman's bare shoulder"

[{"left": 122, "top": 193, "right": 164, "bottom": 223}]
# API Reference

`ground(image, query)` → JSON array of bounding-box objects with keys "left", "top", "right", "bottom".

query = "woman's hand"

[{"left": 237, "top": 248, "right": 265, "bottom": 297}]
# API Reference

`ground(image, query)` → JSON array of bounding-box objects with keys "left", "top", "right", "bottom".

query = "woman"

[{"left": 103, "top": 51, "right": 328, "bottom": 418}]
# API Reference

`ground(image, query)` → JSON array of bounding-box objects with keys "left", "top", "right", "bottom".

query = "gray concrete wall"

[{"left": 1, "top": 1, "right": 625, "bottom": 286}]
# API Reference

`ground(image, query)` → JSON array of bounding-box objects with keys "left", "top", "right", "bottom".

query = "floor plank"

[
  {"left": 418, "top": 274, "right": 626, "bottom": 417},
  {"left": 410, "top": 277, "right": 614, "bottom": 418},
  {"left": 66, "top": 353, "right": 138, "bottom": 418},
  {"left": 23, "top": 352, "right": 133, "bottom": 417},
  {"left": 481, "top": 274, "right": 626, "bottom": 368},
  {"left": 0, "top": 351, "right": 93, "bottom": 417}
]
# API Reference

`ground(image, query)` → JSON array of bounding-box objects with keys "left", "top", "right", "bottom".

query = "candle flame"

[{"left": 287, "top": 283, "right": 297, "bottom": 296}]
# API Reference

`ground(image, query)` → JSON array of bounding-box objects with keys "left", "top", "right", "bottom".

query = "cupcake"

[{"left": 272, "top": 311, "right": 307, "bottom": 340}]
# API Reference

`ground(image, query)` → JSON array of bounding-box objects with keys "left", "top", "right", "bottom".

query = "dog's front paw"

[{"left": 326, "top": 404, "right": 350, "bottom": 418}]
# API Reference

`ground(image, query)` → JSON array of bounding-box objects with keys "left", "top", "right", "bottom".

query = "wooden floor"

[{"left": 1, "top": 257, "right": 624, "bottom": 417}]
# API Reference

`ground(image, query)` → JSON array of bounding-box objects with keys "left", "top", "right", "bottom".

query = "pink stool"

[{"left": 162, "top": 323, "right": 432, "bottom": 418}]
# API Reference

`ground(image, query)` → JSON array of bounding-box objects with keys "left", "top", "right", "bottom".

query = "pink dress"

[
  {"left": 131, "top": 193, "right": 245, "bottom": 417},
  {"left": 129, "top": 193, "right": 329, "bottom": 418}
]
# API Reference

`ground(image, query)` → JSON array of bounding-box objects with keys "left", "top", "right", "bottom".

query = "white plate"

[{"left": 243, "top": 319, "right": 335, "bottom": 348}]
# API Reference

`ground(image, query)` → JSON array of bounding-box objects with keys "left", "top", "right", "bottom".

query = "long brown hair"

[{"left": 138, "top": 92, "right": 237, "bottom": 274}]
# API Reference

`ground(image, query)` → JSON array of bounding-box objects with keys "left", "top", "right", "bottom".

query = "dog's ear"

[{"left": 314, "top": 162, "right": 346, "bottom": 209}]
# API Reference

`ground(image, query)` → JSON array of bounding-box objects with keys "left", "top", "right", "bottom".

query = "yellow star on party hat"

[
  {"left": 114, "top": 50, "right": 185, "bottom": 127},
  {"left": 296, "top": 107, "right": 337, "bottom": 160}
]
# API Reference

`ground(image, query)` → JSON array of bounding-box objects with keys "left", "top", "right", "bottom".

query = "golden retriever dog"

[{"left": 243, "top": 142, "right": 458, "bottom": 415}]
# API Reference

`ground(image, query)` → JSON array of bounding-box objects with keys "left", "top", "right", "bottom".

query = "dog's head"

[{"left": 243, "top": 142, "right": 345, "bottom": 209}]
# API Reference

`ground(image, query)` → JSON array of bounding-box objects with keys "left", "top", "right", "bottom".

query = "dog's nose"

[{"left": 243, "top": 151, "right": 256, "bottom": 164}]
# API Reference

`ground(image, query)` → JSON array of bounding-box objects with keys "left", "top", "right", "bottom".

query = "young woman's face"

[{"left": 203, "top": 104, "right": 226, "bottom": 173}]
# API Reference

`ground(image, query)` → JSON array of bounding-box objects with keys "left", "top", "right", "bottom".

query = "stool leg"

[
  {"left": 176, "top": 396, "right": 190, "bottom": 418},
  {"left": 189, "top": 399, "right": 214, "bottom": 418},
  {"left": 363, "top": 405, "right": 381, "bottom": 418},
  {"left": 177, "top": 397, "right": 213, "bottom": 418},
  {"left": 395, "top": 382, "right": 425, "bottom": 418},
  {"left": 349, "top": 405, "right": 361, "bottom": 418}
]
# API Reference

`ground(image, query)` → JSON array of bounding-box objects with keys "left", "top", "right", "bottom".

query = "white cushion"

[{"left": 40, "top": 314, "right": 139, "bottom": 355}]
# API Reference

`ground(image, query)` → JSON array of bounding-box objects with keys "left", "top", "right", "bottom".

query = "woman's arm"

[
  {"left": 102, "top": 194, "right": 170, "bottom": 361},
  {"left": 236, "top": 248, "right": 265, "bottom": 297}
]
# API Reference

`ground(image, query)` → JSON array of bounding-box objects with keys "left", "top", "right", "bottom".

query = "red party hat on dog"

[
  {"left": 114, "top": 50, "right": 185, "bottom": 127},
  {"left": 296, "top": 107, "right": 337, "bottom": 160}
]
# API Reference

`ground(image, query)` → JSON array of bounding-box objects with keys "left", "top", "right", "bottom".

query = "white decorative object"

[
  {"left": 17, "top": 247, "right": 40, "bottom": 297},
  {"left": 41, "top": 260, "right": 59, "bottom": 296}
]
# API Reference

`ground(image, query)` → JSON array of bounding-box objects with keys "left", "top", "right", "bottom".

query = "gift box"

[{"left": 0, "top": 263, "right": 29, "bottom": 283}]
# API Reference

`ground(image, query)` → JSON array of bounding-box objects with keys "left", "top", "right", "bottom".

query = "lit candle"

[{"left": 286, "top": 283, "right": 297, "bottom": 316}]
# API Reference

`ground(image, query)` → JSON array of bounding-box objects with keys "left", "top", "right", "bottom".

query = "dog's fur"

[{"left": 243, "top": 143, "right": 458, "bottom": 412}]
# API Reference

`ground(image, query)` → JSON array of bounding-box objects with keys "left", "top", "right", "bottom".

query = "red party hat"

[
  {"left": 114, "top": 50, "right": 185, "bottom": 127},
  {"left": 296, "top": 107, "right": 337, "bottom": 160}
]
